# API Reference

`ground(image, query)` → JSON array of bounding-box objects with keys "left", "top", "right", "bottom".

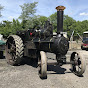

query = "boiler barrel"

[{"left": 37, "top": 36, "right": 69, "bottom": 55}]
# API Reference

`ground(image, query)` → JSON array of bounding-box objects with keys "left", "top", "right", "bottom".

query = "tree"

[
  {"left": 0, "top": 19, "right": 23, "bottom": 38},
  {"left": 49, "top": 12, "right": 76, "bottom": 36},
  {"left": 38, "top": 16, "right": 48, "bottom": 27},
  {"left": 0, "top": 4, "right": 4, "bottom": 17},
  {"left": 0, "top": 4, "right": 4, "bottom": 35},
  {"left": 11, "top": 19, "right": 23, "bottom": 34},
  {"left": 19, "top": 2, "right": 38, "bottom": 20},
  {"left": 49, "top": 12, "right": 57, "bottom": 32},
  {"left": 63, "top": 15, "right": 76, "bottom": 38},
  {"left": 1, "top": 21, "right": 12, "bottom": 37},
  {"left": 25, "top": 15, "right": 48, "bottom": 29}
]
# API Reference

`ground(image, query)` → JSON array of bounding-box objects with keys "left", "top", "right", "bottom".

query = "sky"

[{"left": 0, "top": 0, "right": 88, "bottom": 21}]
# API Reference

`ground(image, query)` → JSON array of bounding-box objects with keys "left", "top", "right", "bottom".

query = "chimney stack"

[{"left": 56, "top": 6, "right": 65, "bottom": 34}]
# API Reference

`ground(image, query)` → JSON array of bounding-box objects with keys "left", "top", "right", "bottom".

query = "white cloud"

[{"left": 80, "top": 12, "right": 88, "bottom": 16}]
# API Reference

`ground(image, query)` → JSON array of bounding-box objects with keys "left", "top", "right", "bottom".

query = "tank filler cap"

[{"left": 56, "top": 6, "right": 66, "bottom": 11}]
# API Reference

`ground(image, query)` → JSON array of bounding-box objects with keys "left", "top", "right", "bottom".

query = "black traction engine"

[{"left": 5, "top": 6, "right": 86, "bottom": 79}]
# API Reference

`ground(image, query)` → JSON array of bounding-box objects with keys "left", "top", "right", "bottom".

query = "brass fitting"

[{"left": 56, "top": 6, "right": 66, "bottom": 11}]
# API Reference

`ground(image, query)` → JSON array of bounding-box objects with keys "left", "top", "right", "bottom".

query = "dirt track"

[{"left": 0, "top": 50, "right": 88, "bottom": 88}]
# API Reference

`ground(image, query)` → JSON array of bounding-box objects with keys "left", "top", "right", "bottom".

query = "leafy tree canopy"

[
  {"left": 19, "top": 2, "right": 38, "bottom": 20},
  {"left": 0, "top": 4, "right": 4, "bottom": 17}
]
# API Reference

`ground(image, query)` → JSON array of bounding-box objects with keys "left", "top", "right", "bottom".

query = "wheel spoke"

[
  {"left": 78, "top": 65, "right": 81, "bottom": 69},
  {"left": 12, "top": 53, "right": 16, "bottom": 61},
  {"left": 78, "top": 65, "right": 81, "bottom": 72},
  {"left": 75, "top": 54, "right": 78, "bottom": 60},
  {"left": 12, "top": 43, "right": 16, "bottom": 48},
  {"left": 8, "top": 42, "right": 12, "bottom": 46},
  {"left": 78, "top": 59, "right": 81, "bottom": 65},
  {"left": 7, "top": 49, "right": 11, "bottom": 54},
  {"left": 12, "top": 40, "right": 15, "bottom": 44},
  {"left": 73, "top": 66, "right": 76, "bottom": 71},
  {"left": 78, "top": 66, "right": 80, "bottom": 72}
]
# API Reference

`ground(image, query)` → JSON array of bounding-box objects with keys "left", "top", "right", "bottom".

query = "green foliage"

[
  {"left": 0, "top": 4, "right": 4, "bottom": 17},
  {"left": 0, "top": 15, "right": 48, "bottom": 38},
  {"left": 25, "top": 15, "right": 48, "bottom": 29},
  {"left": 0, "top": 19, "right": 23, "bottom": 38},
  {"left": 19, "top": 2, "right": 38, "bottom": 20},
  {"left": 63, "top": 15, "right": 76, "bottom": 37},
  {"left": 49, "top": 12, "right": 57, "bottom": 32},
  {"left": 49, "top": 12, "right": 84, "bottom": 38},
  {"left": 19, "top": 2, "right": 38, "bottom": 30},
  {"left": 1, "top": 21, "right": 12, "bottom": 37},
  {"left": 11, "top": 19, "right": 23, "bottom": 34}
]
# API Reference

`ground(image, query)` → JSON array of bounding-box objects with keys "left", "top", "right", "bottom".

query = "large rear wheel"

[{"left": 5, "top": 35, "right": 24, "bottom": 66}]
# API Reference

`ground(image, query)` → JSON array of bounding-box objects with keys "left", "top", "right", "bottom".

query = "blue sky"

[{"left": 0, "top": 0, "right": 88, "bottom": 21}]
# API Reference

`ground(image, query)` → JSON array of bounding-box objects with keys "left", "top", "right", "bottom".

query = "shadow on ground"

[
  {"left": 21, "top": 57, "right": 72, "bottom": 75},
  {"left": 47, "top": 65, "right": 68, "bottom": 74},
  {"left": 0, "top": 56, "right": 5, "bottom": 59},
  {"left": 21, "top": 57, "right": 38, "bottom": 68}
]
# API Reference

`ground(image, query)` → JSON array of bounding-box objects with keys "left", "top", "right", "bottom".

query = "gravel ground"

[{"left": 0, "top": 50, "right": 88, "bottom": 88}]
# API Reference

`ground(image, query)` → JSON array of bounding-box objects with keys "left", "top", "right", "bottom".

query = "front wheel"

[
  {"left": 38, "top": 51, "right": 47, "bottom": 79},
  {"left": 70, "top": 51, "right": 86, "bottom": 76}
]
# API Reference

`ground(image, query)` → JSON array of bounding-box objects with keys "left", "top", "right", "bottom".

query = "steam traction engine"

[{"left": 5, "top": 6, "right": 86, "bottom": 79}]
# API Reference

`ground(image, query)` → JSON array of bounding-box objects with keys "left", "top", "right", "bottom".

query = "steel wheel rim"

[{"left": 70, "top": 51, "right": 86, "bottom": 76}]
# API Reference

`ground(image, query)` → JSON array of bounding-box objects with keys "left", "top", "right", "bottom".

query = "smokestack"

[{"left": 56, "top": 6, "right": 65, "bottom": 34}]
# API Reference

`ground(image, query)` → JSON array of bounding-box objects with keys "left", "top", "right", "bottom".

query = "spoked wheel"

[
  {"left": 38, "top": 51, "right": 47, "bottom": 79},
  {"left": 5, "top": 35, "right": 24, "bottom": 66},
  {"left": 70, "top": 51, "right": 86, "bottom": 76}
]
